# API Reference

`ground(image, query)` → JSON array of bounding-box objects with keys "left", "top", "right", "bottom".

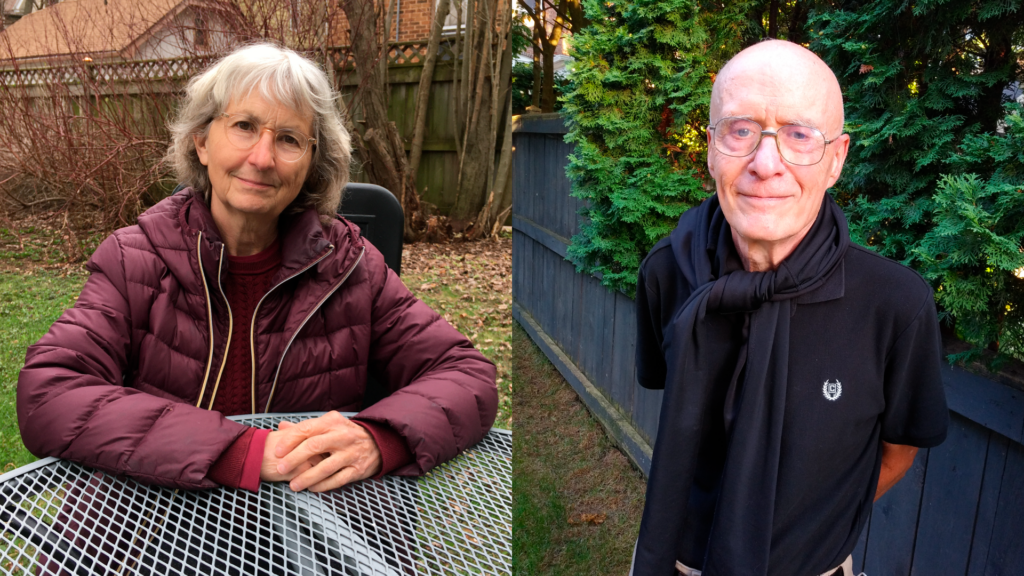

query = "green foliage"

[
  {"left": 511, "top": 10, "right": 533, "bottom": 60},
  {"left": 913, "top": 107, "right": 1024, "bottom": 361},
  {"left": 813, "top": 0, "right": 1023, "bottom": 259},
  {"left": 562, "top": 0, "right": 756, "bottom": 294},
  {"left": 813, "top": 1, "right": 1024, "bottom": 360},
  {"left": 512, "top": 62, "right": 570, "bottom": 115}
]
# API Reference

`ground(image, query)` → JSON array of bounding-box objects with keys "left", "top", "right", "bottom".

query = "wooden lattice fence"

[{"left": 0, "top": 40, "right": 470, "bottom": 213}]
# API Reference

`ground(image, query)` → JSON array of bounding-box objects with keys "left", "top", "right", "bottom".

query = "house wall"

[
  {"left": 133, "top": 8, "right": 234, "bottom": 60},
  {"left": 329, "top": 0, "right": 437, "bottom": 45}
]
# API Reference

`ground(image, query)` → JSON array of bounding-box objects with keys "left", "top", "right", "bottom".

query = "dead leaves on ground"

[
  {"left": 402, "top": 236, "right": 512, "bottom": 428},
  {"left": 568, "top": 512, "right": 608, "bottom": 526}
]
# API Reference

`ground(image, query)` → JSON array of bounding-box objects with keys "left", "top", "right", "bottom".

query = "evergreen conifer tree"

[
  {"left": 813, "top": 0, "right": 1024, "bottom": 359},
  {"left": 561, "top": 0, "right": 755, "bottom": 294}
]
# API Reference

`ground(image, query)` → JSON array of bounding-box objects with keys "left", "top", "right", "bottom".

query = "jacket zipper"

[
  {"left": 194, "top": 232, "right": 214, "bottom": 408},
  {"left": 262, "top": 246, "right": 365, "bottom": 413},
  {"left": 246, "top": 245, "right": 337, "bottom": 414},
  {"left": 205, "top": 243, "right": 232, "bottom": 410},
  {"left": 194, "top": 234, "right": 233, "bottom": 410}
]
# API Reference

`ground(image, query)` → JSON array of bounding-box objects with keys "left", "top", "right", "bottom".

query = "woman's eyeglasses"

[{"left": 216, "top": 112, "right": 316, "bottom": 162}]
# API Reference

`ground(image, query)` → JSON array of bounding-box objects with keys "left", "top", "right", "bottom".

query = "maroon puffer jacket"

[{"left": 17, "top": 188, "right": 498, "bottom": 489}]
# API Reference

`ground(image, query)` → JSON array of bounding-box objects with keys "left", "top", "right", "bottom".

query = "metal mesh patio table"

[{"left": 0, "top": 412, "right": 511, "bottom": 576}]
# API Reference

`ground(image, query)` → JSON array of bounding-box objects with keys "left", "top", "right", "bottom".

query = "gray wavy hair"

[{"left": 166, "top": 43, "right": 351, "bottom": 220}]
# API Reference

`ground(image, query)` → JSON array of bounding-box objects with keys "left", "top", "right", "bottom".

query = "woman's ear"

[{"left": 193, "top": 133, "right": 210, "bottom": 166}]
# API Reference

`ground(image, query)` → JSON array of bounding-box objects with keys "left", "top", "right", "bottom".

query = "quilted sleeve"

[
  {"left": 353, "top": 248, "right": 498, "bottom": 475},
  {"left": 17, "top": 233, "right": 247, "bottom": 489}
]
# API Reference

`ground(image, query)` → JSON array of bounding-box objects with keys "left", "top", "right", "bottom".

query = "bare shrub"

[
  {"left": 0, "top": 0, "right": 218, "bottom": 258},
  {"left": 0, "top": 0, "right": 512, "bottom": 259}
]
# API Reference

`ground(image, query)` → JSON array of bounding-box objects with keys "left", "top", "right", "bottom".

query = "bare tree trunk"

[
  {"left": 530, "top": 1, "right": 544, "bottom": 109},
  {"left": 466, "top": 0, "right": 515, "bottom": 238},
  {"left": 450, "top": 0, "right": 464, "bottom": 162},
  {"left": 338, "top": 0, "right": 420, "bottom": 240},
  {"left": 451, "top": 0, "right": 496, "bottom": 224},
  {"left": 540, "top": 10, "right": 562, "bottom": 113},
  {"left": 408, "top": 0, "right": 451, "bottom": 187},
  {"left": 565, "top": 0, "right": 589, "bottom": 32}
]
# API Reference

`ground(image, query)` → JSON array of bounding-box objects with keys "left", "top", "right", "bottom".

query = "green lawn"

[
  {"left": 512, "top": 325, "right": 647, "bottom": 575},
  {"left": 0, "top": 270, "right": 86, "bottom": 471}
]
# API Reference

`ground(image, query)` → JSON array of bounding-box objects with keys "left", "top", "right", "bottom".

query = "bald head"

[
  {"left": 704, "top": 39, "right": 851, "bottom": 272},
  {"left": 711, "top": 40, "right": 844, "bottom": 137}
]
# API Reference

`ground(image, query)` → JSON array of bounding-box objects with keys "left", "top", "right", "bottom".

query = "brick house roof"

[{"left": 0, "top": 0, "right": 214, "bottom": 61}]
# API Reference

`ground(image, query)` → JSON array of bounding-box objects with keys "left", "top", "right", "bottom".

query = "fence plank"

[
  {"left": 911, "top": 415, "right": 988, "bottom": 575},
  {"left": 862, "top": 448, "right": 929, "bottom": 576},
  {"left": 983, "top": 440, "right": 1024, "bottom": 575},
  {"left": 538, "top": 241, "right": 558, "bottom": 343},
  {"left": 522, "top": 233, "right": 536, "bottom": 319},
  {"left": 967, "top": 432, "right": 1009, "bottom": 576},
  {"left": 512, "top": 230, "right": 523, "bottom": 311},
  {"left": 596, "top": 281, "right": 618, "bottom": 396},
  {"left": 610, "top": 291, "right": 637, "bottom": 413},
  {"left": 543, "top": 134, "right": 558, "bottom": 235},
  {"left": 942, "top": 363, "right": 1024, "bottom": 444}
]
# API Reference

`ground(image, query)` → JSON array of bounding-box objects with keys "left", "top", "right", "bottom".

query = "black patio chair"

[
  {"left": 337, "top": 183, "right": 406, "bottom": 409},
  {"left": 339, "top": 183, "right": 404, "bottom": 277}
]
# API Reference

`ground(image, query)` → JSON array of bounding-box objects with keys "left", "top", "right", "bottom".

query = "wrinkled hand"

[
  {"left": 260, "top": 430, "right": 324, "bottom": 483},
  {"left": 272, "top": 411, "right": 382, "bottom": 492}
]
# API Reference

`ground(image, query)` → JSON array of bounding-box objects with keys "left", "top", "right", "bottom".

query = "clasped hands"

[{"left": 260, "top": 411, "right": 382, "bottom": 492}]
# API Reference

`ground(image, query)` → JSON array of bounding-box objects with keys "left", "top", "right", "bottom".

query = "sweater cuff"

[
  {"left": 241, "top": 429, "right": 270, "bottom": 491},
  {"left": 352, "top": 419, "right": 413, "bottom": 479},
  {"left": 207, "top": 428, "right": 269, "bottom": 492}
]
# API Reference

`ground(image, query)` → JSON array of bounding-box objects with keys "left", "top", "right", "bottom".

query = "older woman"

[{"left": 16, "top": 44, "right": 497, "bottom": 493}]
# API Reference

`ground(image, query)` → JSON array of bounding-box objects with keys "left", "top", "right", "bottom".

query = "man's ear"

[
  {"left": 193, "top": 133, "right": 210, "bottom": 166},
  {"left": 824, "top": 133, "right": 850, "bottom": 189},
  {"left": 706, "top": 127, "right": 716, "bottom": 179}
]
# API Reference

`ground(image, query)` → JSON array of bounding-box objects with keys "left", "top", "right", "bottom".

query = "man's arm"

[{"left": 875, "top": 441, "right": 918, "bottom": 501}]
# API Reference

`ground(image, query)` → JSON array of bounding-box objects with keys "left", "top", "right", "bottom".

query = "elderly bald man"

[{"left": 631, "top": 40, "right": 949, "bottom": 576}]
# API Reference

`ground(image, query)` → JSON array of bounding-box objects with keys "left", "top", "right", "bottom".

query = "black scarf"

[{"left": 633, "top": 193, "right": 850, "bottom": 576}]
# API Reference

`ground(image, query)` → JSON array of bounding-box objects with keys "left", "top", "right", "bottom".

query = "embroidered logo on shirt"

[{"left": 822, "top": 380, "right": 842, "bottom": 401}]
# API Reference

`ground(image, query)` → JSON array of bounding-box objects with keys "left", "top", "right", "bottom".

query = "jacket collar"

[{"left": 137, "top": 187, "right": 363, "bottom": 290}]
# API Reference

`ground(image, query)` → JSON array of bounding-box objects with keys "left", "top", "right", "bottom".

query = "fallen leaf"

[{"left": 568, "top": 513, "right": 607, "bottom": 525}]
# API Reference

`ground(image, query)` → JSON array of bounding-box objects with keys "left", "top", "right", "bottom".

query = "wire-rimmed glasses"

[
  {"left": 217, "top": 112, "right": 317, "bottom": 162},
  {"left": 707, "top": 117, "right": 838, "bottom": 166}
]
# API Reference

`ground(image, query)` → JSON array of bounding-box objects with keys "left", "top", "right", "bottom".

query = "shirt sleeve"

[
  {"left": 636, "top": 260, "right": 668, "bottom": 390},
  {"left": 881, "top": 296, "right": 949, "bottom": 448},
  {"left": 636, "top": 240, "right": 683, "bottom": 390}
]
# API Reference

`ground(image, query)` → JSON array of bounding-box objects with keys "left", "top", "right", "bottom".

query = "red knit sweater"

[{"left": 206, "top": 239, "right": 412, "bottom": 491}]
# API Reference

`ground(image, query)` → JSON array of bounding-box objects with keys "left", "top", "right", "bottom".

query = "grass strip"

[
  {"left": 0, "top": 270, "right": 87, "bottom": 471},
  {"left": 512, "top": 324, "right": 647, "bottom": 575}
]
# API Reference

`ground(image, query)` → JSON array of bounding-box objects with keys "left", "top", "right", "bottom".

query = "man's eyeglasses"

[
  {"left": 707, "top": 117, "right": 838, "bottom": 166},
  {"left": 216, "top": 112, "right": 316, "bottom": 163}
]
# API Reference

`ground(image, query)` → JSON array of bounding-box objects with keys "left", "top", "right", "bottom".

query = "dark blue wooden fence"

[{"left": 511, "top": 113, "right": 1024, "bottom": 575}]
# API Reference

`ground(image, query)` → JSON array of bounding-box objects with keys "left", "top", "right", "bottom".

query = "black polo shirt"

[{"left": 636, "top": 240, "right": 949, "bottom": 574}]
